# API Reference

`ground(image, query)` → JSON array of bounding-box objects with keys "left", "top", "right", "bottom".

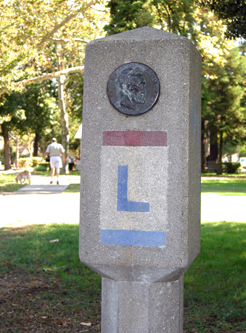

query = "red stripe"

[{"left": 103, "top": 131, "right": 167, "bottom": 146}]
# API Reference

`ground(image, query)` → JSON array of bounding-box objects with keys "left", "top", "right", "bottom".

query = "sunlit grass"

[
  {"left": 0, "top": 223, "right": 245, "bottom": 332},
  {"left": 201, "top": 177, "right": 246, "bottom": 195},
  {"left": 0, "top": 224, "right": 101, "bottom": 331},
  {"left": 0, "top": 173, "right": 24, "bottom": 192},
  {"left": 184, "top": 222, "right": 246, "bottom": 331},
  {"left": 64, "top": 183, "right": 80, "bottom": 193}
]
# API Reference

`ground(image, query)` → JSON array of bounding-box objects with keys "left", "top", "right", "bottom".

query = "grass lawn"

[
  {"left": 0, "top": 223, "right": 245, "bottom": 332},
  {"left": 201, "top": 177, "right": 246, "bottom": 196},
  {"left": 0, "top": 173, "right": 245, "bottom": 331},
  {"left": 184, "top": 222, "right": 246, "bottom": 332},
  {"left": 64, "top": 183, "right": 80, "bottom": 193},
  {"left": 0, "top": 173, "right": 25, "bottom": 192},
  {"left": 0, "top": 224, "right": 101, "bottom": 332}
]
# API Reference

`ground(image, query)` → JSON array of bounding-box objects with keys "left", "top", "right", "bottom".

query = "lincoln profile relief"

[
  {"left": 118, "top": 67, "right": 149, "bottom": 110},
  {"left": 107, "top": 62, "right": 160, "bottom": 116}
]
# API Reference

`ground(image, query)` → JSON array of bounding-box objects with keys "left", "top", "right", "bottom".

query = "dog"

[{"left": 15, "top": 170, "right": 31, "bottom": 185}]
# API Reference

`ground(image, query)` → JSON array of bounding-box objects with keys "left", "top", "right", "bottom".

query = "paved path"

[
  {"left": 0, "top": 175, "right": 80, "bottom": 228},
  {"left": 1, "top": 173, "right": 246, "bottom": 228},
  {"left": 201, "top": 193, "right": 246, "bottom": 223},
  {"left": 15, "top": 174, "right": 69, "bottom": 194}
]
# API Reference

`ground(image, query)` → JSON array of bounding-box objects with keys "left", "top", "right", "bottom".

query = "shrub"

[
  {"left": 223, "top": 162, "right": 241, "bottom": 174},
  {"left": 20, "top": 154, "right": 30, "bottom": 159},
  {"left": 31, "top": 157, "right": 42, "bottom": 167},
  {"left": 34, "top": 165, "right": 48, "bottom": 171},
  {"left": 18, "top": 157, "right": 43, "bottom": 169},
  {"left": 35, "top": 162, "right": 50, "bottom": 171},
  {"left": 18, "top": 157, "right": 33, "bottom": 169}
]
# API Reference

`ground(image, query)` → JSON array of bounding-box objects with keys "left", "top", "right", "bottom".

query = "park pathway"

[
  {"left": 15, "top": 174, "right": 69, "bottom": 194},
  {"left": 201, "top": 193, "right": 246, "bottom": 223},
  {"left": 1, "top": 174, "right": 246, "bottom": 228},
  {"left": 0, "top": 175, "right": 80, "bottom": 228}
]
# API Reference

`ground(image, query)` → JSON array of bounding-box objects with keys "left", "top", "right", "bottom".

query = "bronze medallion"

[{"left": 107, "top": 62, "right": 160, "bottom": 116}]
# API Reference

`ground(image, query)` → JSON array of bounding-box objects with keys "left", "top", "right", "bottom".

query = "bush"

[
  {"left": 18, "top": 157, "right": 43, "bottom": 169},
  {"left": 34, "top": 165, "right": 48, "bottom": 171},
  {"left": 18, "top": 157, "right": 33, "bottom": 169},
  {"left": 223, "top": 162, "right": 241, "bottom": 174},
  {"left": 35, "top": 162, "right": 50, "bottom": 171},
  {"left": 31, "top": 157, "right": 42, "bottom": 167}
]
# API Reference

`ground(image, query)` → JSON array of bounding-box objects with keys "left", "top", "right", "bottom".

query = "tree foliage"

[
  {"left": 0, "top": 82, "right": 61, "bottom": 166},
  {"left": 200, "top": 0, "right": 246, "bottom": 38},
  {"left": 0, "top": 0, "right": 108, "bottom": 94},
  {"left": 105, "top": 0, "right": 197, "bottom": 38},
  {"left": 2, "top": 0, "right": 246, "bottom": 174},
  {"left": 104, "top": 0, "right": 246, "bottom": 173},
  {"left": 21, "top": 83, "right": 61, "bottom": 155},
  {"left": 104, "top": 0, "right": 154, "bottom": 35},
  {"left": 0, "top": 0, "right": 109, "bottom": 169},
  {"left": 0, "top": 91, "right": 27, "bottom": 169},
  {"left": 204, "top": 46, "right": 246, "bottom": 173},
  {"left": 151, "top": 0, "right": 197, "bottom": 39}
]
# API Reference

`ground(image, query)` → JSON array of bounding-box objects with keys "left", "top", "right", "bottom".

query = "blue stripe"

[
  {"left": 100, "top": 229, "right": 166, "bottom": 247},
  {"left": 117, "top": 165, "right": 150, "bottom": 212}
]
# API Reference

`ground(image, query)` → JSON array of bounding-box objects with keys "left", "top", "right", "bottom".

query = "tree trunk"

[
  {"left": 209, "top": 127, "right": 218, "bottom": 161},
  {"left": 217, "top": 131, "right": 223, "bottom": 175},
  {"left": 29, "top": 143, "right": 33, "bottom": 158},
  {"left": 2, "top": 123, "right": 11, "bottom": 170},
  {"left": 33, "top": 132, "right": 40, "bottom": 156},
  {"left": 201, "top": 119, "right": 206, "bottom": 173},
  {"left": 58, "top": 75, "right": 69, "bottom": 174},
  {"left": 16, "top": 136, "right": 19, "bottom": 166},
  {"left": 56, "top": 42, "right": 69, "bottom": 174}
]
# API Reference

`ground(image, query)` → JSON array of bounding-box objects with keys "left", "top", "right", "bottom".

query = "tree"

[
  {"left": 104, "top": 1, "right": 246, "bottom": 173},
  {"left": 0, "top": 83, "right": 61, "bottom": 168},
  {"left": 105, "top": 0, "right": 197, "bottom": 40},
  {"left": 151, "top": 0, "right": 197, "bottom": 40},
  {"left": 21, "top": 83, "right": 60, "bottom": 156},
  {"left": 191, "top": 7, "right": 240, "bottom": 171},
  {"left": 104, "top": 0, "right": 154, "bottom": 35},
  {"left": 64, "top": 72, "right": 84, "bottom": 153},
  {"left": 204, "top": 47, "right": 246, "bottom": 174},
  {"left": 200, "top": 0, "right": 246, "bottom": 38},
  {"left": 0, "top": 0, "right": 106, "bottom": 94},
  {"left": 0, "top": 93, "right": 26, "bottom": 169},
  {"left": 0, "top": 0, "right": 109, "bottom": 170}
]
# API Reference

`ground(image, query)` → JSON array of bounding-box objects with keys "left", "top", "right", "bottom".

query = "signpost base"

[{"left": 101, "top": 276, "right": 184, "bottom": 333}]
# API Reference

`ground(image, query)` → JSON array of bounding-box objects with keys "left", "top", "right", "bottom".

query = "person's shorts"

[{"left": 50, "top": 156, "right": 62, "bottom": 169}]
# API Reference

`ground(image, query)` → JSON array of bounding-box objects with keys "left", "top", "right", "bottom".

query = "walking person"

[{"left": 42, "top": 138, "right": 65, "bottom": 184}]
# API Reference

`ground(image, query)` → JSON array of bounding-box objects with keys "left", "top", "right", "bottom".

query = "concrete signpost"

[{"left": 79, "top": 27, "right": 202, "bottom": 332}]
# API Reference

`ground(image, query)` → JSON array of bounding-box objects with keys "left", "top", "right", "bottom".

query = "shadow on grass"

[
  {"left": 0, "top": 224, "right": 101, "bottom": 332},
  {"left": 184, "top": 222, "right": 246, "bottom": 332},
  {"left": 64, "top": 183, "right": 80, "bottom": 193},
  {"left": 0, "top": 222, "right": 245, "bottom": 332},
  {"left": 201, "top": 177, "right": 246, "bottom": 196},
  {"left": 0, "top": 173, "right": 25, "bottom": 192}
]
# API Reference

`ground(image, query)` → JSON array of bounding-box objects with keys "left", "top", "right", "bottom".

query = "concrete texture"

[
  {"left": 101, "top": 277, "right": 183, "bottom": 333},
  {"left": 79, "top": 26, "right": 202, "bottom": 332},
  {"left": 80, "top": 26, "right": 202, "bottom": 281}
]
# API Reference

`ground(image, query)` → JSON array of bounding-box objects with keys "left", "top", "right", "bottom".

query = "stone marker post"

[{"left": 79, "top": 27, "right": 202, "bottom": 332}]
